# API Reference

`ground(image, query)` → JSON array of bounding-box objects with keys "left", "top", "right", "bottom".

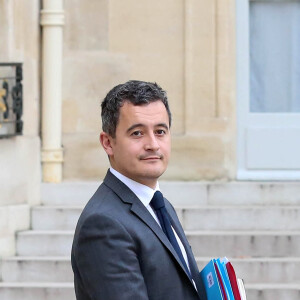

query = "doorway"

[{"left": 236, "top": 0, "right": 300, "bottom": 180}]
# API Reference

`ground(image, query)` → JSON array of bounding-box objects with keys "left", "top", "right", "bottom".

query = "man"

[{"left": 71, "top": 80, "right": 207, "bottom": 300}]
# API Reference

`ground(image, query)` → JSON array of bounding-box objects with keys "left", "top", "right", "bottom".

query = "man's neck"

[
  {"left": 109, "top": 167, "right": 158, "bottom": 189},
  {"left": 109, "top": 167, "right": 159, "bottom": 190}
]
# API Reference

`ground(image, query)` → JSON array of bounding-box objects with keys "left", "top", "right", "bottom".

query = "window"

[{"left": 250, "top": 0, "right": 300, "bottom": 112}]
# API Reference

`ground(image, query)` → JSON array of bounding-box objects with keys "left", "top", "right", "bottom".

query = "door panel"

[
  {"left": 236, "top": 0, "right": 300, "bottom": 180},
  {"left": 247, "top": 127, "right": 300, "bottom": 169}
]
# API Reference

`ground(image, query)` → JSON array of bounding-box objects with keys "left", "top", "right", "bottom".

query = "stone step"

[
  {"left": 0, "top": 283, "right": 75, "bottom": 300},
  {"left": 2, "top": 256, "right": 300, "bottom": 284},
  {"left": 16, "top": 231, "right": 74, "bottom": 256},
  {"left": 187, "top": 230, "right": 300, "bottom": 258},
  {"left": 0, "top": 282, "right": 299, "bottom": 300},
  {"left": 16, "top": 230, "right": 300, "bottom": 257},
  {"left": 180, "top": 206, "right": 300, "bottom": 231},
  {"left": 41, "top": 181, "right": 300, "bottom": 206},
  {"left": 245, "top": 284, "right": 300, "bottom": 300},
  {"left": 1, "top": 257, "right": 72, "bottom": 282},
  {"left": 31, "top": 206, "right": 82, "bottom": 231},
  {"left": 41, "top": 182, "right": 99, "bottom": 207},
  {"left": 32, "top": 205, "right": 300, "bottom": 231}
]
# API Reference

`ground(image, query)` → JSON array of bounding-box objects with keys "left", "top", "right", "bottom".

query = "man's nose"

[{"left": 144, "top": 133, "right": 160, "bottom": 151}]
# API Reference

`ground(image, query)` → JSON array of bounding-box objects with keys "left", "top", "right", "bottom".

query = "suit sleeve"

[{"left": 74, "top": 213, "right": 149, "bottom": 300}]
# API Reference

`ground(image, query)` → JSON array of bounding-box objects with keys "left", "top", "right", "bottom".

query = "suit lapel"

[
  {"left": 103, "top": 170, "right": 193, "bottom": 282},
  {"left": 129, "top": 202, "right": 193, "bottom": 281},
  {"left": 168, "top": 209, "right": 199, "bottom": 275},
  {"left": 167, "top": 204, "right": 207, "bottom": 300}
]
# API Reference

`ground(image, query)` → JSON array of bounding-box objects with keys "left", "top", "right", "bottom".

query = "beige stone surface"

[
  {"left": 0, "top": 0, "right": 240, "bottom": 258},
  {"left": 184, "top": 0, "right": 217, "bottom": 126},
  {"left": 216, "top": 0, "right": 236, "bottom": 119},
  {"left": 215, "top": 0, "right": 236, "bottom": 178},
  {"left": 0, "top": 0, "right": 237, "bottom": 182},
  {"left": 0, "top": 0, "right": 238, "bottom": 181},
  {"left": 63, "top": 132, "right": 229, "bottom": 181},
  {"left": 0, "top": 1, "right": 9, "bottom": 60},
  {"left": 109, "top": 0, "right": 185, "bottom": 135},
  {"left": 2, "top": 0, "right": 41, "bottom": 136},
  {"left": 0, "top": 136, "right": 41, "bottom": 206},
  {"left": 62, "top": 132, "right": 110, "bottom": 180},
  {"left": 62, "top": 51, "right": 130, "bottom": 134},
  {"left": 0, "top": 1, "right": 41, "bottom": 255},
  {"left": 163, "top": 134, "right": 229, "bottom": 181},
  {"left": 64, "top": 0, "right": 108, "bottom": 51},
  {"left": 61, "top": 0, "right": 236, "bottom": 180},
  {"left": 0, "top": 205, "right": 30, "bottom": 235},
  {"left": 0, "top": 235, "right": 15, "bottom": 257}
]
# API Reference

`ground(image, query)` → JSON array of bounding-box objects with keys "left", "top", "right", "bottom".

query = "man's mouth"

[{"left": 139, "top": 154, "right": 163, "bottom": 160}]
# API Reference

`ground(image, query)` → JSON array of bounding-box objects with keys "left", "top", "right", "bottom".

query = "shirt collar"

[{"left": 110, "top": 167, "right": 159, "bottom": 207}]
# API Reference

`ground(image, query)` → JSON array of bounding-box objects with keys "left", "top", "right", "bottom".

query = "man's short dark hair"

[{"left": 101, "top": 80, "right": 172, "bottom": 137}]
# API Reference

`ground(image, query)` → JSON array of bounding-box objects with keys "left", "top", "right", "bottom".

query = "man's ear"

[{"left": 100, "top": 132, "right": 114, "bottom": 156}]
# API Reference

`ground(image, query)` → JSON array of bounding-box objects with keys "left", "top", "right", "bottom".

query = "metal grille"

[{"left": 0, "top": 63, "right": 23, "bottom": 138}]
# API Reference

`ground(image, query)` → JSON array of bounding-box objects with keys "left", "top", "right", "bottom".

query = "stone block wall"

[
  {"left": 61, "top": 0, "right": 236, "bottom": 180},
  {"left": 0, "top": 0, "right": 41, "bottom": 256}
]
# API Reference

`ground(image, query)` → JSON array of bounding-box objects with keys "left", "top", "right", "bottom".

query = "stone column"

[{"left": 40, "top": 0, "right": 64, "bottom": 182}]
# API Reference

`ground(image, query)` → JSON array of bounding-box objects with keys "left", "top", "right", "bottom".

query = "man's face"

[{"left": 100, "top": 101, "right": 171, "bottom": 188}]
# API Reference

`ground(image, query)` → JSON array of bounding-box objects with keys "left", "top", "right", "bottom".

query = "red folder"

[
  {"left": 226, "top": 262, "right": 242, "bottom": 300},
  {"left": 214, "top": 262, "right": 228, "bottom": 300}
]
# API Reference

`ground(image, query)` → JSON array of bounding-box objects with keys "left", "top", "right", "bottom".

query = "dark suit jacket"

[{"left": 71, "top": 170, "right": 207, "bottom": 300}]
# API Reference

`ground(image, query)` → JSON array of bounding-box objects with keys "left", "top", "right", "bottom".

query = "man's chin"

[{"left": 141, "top": 167, "right": 166, "bottom": 180}]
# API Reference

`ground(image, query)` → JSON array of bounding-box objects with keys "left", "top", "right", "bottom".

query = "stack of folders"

[{"left": 200, "top": 257, "right": 247, "bottom": 300}]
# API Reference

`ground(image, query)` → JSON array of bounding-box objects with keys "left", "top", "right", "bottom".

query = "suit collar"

[
  {"left": 103, "top": 170, "right": 196, "bottom": 285},
  {"left": 109, "top": 167, "right": 159, "bottom": 208},
  {"left": 103, "top": 170, "right": 138, "bottom": 205}
]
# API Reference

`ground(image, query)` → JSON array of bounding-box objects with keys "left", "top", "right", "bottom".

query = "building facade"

[{"left": 1, "top": 0, "right": 299, "bottom": 254}]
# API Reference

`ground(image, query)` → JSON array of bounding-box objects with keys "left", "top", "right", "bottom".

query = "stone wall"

[
  {"left": 62, "top": 0, "right": 236, "bottom": 181},
  {"left": 0, "top": 0, "right": 41, "bottom": 256}
]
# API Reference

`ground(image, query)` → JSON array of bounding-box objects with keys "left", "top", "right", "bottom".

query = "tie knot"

[{"left": 151, "top": 191, "right": 165, "bottom": 210}]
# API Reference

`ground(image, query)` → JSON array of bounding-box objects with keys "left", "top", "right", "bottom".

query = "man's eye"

[
  {"left": 156, "top": 129, "right": 166, "bottom": 135},
  {"left": 131, "top": 131, "right": 142, "bottom": 136}
]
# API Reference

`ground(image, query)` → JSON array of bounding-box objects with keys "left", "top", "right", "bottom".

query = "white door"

[{"left": 236, "top": 0, "right": 300, "bottom": 180}]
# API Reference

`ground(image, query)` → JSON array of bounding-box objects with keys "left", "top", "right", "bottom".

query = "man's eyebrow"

[
  {"left": 126, "top": 123, "right": 169, "bottom": 133},
  {"left": 126, "top": 123, "right": 144, "bottom": 133},
  {"left": 156, "top": 123, "right": 169, "bottom": 130}
]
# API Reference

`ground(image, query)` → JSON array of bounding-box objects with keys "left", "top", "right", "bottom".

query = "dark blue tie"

[{"left": 151, "top": 191, "right": 192, "bottom": 279}]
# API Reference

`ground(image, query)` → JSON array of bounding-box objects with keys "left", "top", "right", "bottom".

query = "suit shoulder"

[
  {"left": 74, "top": 185, "right": 111, "bottom": 222},
  {"left": 74, "top": 182, "right": 132, "bottom": 230}
]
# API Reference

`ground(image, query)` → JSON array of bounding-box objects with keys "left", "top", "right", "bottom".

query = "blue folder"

[
  {"left": 215, "top": 258, "right": 235, "bottom": 300},
  {"left": 200, "top": 259, "right": 224, "bottom": 300},
  {"left": 200, "top": 258, "right": 247, "bottom": 300}
]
